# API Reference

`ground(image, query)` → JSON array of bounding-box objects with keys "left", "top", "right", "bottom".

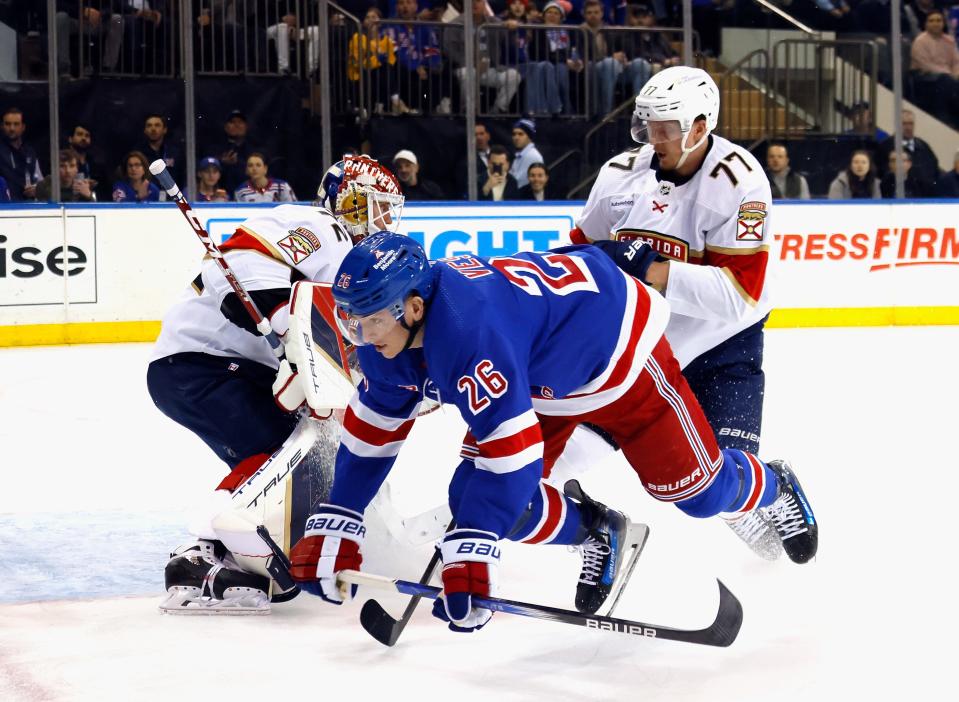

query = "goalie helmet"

[{"left": 316, "top": 155, "right": 405, "bottom": 241}]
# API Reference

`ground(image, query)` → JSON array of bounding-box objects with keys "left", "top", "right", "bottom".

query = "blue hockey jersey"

[{"left": 329, "top": 245, "right": 670, "bottom": 537}]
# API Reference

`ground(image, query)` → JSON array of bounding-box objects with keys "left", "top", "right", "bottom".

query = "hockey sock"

[
  {"left": 720, "top": 449, "right": 778, "bottom": 514},
  {"left": 676, "top": 449, "right": 777, "bottom": 518},
  {"left": 507, "top": 482, "right": 584, "bottom": 545}
]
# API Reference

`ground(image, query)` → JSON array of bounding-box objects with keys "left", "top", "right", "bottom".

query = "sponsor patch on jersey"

[
  {"left": 737, "top": 202, "right": 767, "bottom": 241},
  {"left": 277, "top": 227, "right": 322, "bottom": 264},
  {"left": 613, "top": 229, "right": 689, "bottom": 262}
]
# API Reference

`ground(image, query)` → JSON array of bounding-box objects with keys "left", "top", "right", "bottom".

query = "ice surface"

[{"left": 1, "top": 328, "right": 957, "bottom": 701}]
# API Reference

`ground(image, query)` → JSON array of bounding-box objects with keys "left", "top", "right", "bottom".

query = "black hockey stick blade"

[
  {"left": 344, "top": 571, "right": 744, "bottom": 648},
  {"left": 256, "top": 525, "right": 301, "bottom": 600},
  {"left": 359, "top": 521, "right": 454, "bottom": 647}
]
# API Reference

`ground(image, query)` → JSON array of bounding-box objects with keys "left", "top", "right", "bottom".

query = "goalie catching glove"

[
  {"left": 431, "top": 529, "right": 500, "bottom": 633},
  {"left": 289, "top": 505, "right": 364, "bottom": 604}
]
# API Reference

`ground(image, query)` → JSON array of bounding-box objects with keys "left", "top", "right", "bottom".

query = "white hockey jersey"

[
  {"left": 151, "top": 204, "right": 353, "bottom": 369},
  {"left": 575, "top": 136, "right": 773, "bottom": 367}
]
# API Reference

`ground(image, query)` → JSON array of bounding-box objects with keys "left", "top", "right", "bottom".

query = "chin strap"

[
  {"left": 399, "top": 317, "right": 423, "bottom": 351},
  {"left": 675, "top": 129, "right": 710, "bottom": 171}
]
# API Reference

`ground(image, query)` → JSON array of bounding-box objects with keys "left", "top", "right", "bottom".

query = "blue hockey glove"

[
  {"left": 430, "top": 529, "right": 500, "bottom": 633},
  {"left": 593, "top": 238, "right": 659, "bottom": 284}
]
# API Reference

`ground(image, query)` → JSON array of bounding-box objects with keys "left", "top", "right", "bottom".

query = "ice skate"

[
  {"left": 565, "top": 480, "right": 649, "bottom": 617},
  {"left": 762, "top": 460, "right": 818, "bottom": 563},
  {"left": 159, "top": 540, "right": 272, "bottom": 615},
  {"left": 722, "top": 509, "right": 783, "bottom": 561}
]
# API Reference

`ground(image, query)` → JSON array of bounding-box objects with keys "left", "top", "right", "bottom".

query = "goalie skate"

[
  {"left": 565, "top": 480, "right": 650, "bottom": 617},
  {"left": 159, "top": 540, "right": 272, "bottom": 615}
]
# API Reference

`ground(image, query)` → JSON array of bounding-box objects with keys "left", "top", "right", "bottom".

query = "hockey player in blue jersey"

[{"left": 288, "top": 232, "right": 818, "bottom": 633}]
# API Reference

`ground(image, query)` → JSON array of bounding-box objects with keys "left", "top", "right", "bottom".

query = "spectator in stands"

[
  {"left": 765, "top": 143, "right": 811, "bottom": 200},
  {"left": 196, "top": 1, "right": 264, "bottom": 72},
  {"left": 37, "top": 149, "right": 96, "bottom": 202},
  {"left": 0, "top": 176, "right": 10, "bottom": 203},
  {"left": 481, "top": 144, "right": 521, "bottom": 200},
  {"left": 112, "top": 150, "right": 161, "bottom": 202},
  {"left": 349, "top": 7, "right": 398, "bottom": 116},
  {"left": 905, "top": 0, "right": 945, "bottom": 37},
  {"left": 691, "top": 0, "right": 724, "bottom": 56},
  {"left": 936, "top": 148, "right": 959, "bottom": 196},
  {"left": 266, "top": 10, "right": 304, "bottom": 76},
  {"left": 111, "top": 0, "right": 168, "bottom": 74},
  {"left": 881, "top": 150, "right": 936, "bottom": 198},
  {"left": 526, "top": 1, "right": 585, "bottom": 115},
  {"left": 877, "top": 109, "right": 941, "bottom": 185},
  {"left": 383, "top": 0, "right": 447, "bottom": 115},
  {"left": 632, "top": 4, "right": 680, "bottom": 73},
  {"left": 590, "top": 3, "right": 655, "bottom": 115},
  {"left": 446, "top": 0, "right": 522, "bottom": 114},
  {"left": 455, "top": 123, "right": 493, "bottom": 197},
  {"left": 828, "top": 149, "right": 881, "bottom": 199},
  {"left": 0, "top": 107, "right": 43, "bottom": 201},
  {"left": 809, "top": 0, "right": 855, "bottom": 32},
  {"left": 54, "top": 1, "right": 101, "bottom": 79},
  {"left": 910, "top": 10, "right": 959, "bottom": 119},
  {"left": 195, "top": 157, "right": 230, "bottom": 202},
  {"left": 392, "top": 149, "right": 446, "bottom": 200},
  {"left": 581, "top": 0, "right": 615, "bottom": 115},
  {"left": 211, "top": 109, "right": 255, "bottom": 195},
  {"left": 65, "top": 122, "right": 108, "bottom": 201},
  {"left": 510, "top": 118, "right": 545, "bottom": 188},
  {"left": 234, "top": 152, "right": 297, "bottom": 202},
  {"left": 137, "top": 113, "right": 183, "bottom": 185},
  {"left": 518, "top": 162, "right": 560, "bottom": 199},
  {"left": 843, "top": 101, "right": 890, "bottom": 141}
]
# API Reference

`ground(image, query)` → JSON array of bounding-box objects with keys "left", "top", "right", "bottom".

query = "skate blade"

[
  {"left": 158, "top": 593, "right": 271, "bottom": 616},
  {"left": 595, "top": 523, "right": 650, "bottom": 618}
]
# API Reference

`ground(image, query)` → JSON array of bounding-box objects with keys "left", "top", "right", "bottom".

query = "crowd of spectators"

[{"left": 2, "top": 1, "right": 956, "bottom": 204}]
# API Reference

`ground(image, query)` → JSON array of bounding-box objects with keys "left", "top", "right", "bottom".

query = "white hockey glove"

[
  {"left": 431, "top": 529, "right": 500, "bottom": 633},
  {"left": 289, "top": 505, "right": 365, "bottom": 604}
]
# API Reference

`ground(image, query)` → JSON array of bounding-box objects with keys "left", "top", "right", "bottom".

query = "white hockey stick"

[{"left": 149, "top": 159, "right": 284, "bottom": 357}]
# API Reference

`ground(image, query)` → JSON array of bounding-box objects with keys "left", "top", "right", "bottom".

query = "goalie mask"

[{"left": 316, "top": 155, "right": 405, "bottom": 241}]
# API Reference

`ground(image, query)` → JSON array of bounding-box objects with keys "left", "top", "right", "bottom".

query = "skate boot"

[
  {"left": 722, "top": 509, "right": 783, "bottom": 561},
  {"left": 762, "top": 460, "right": 818, "bottom": 563},
  {"left": 565, "top": 480, "right": 649, "bottom": 616},
  {"left": 159, "top": 540, "right": 272, "bottom": 615}
]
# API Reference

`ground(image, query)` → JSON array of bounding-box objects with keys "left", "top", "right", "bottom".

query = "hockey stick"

[
  {"left": 149, "top": 159, "right": 283, "bottom": 357},
  {"left": 255, "top": 525, "right": 301, "bottom": 599},
  {"left": 339, "top": 570, "right": 743, "bottom": 648},
  {"left": 359, "top": 519, "right": 456, "bottom": 646}
]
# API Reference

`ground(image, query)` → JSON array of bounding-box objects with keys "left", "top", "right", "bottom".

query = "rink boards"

[{"left": 1, "top": 199, "right": 957, "bottom": 346}]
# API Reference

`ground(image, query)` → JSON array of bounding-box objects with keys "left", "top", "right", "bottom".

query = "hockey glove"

[
  {"left": 289, "top": 505, "right": 365, "bottom": 604},
  {"left": 431, "top": 529, "right": 499, "bottom": 633},
  {"left": 593, "top": 238, "right": 659, "bottom": 285}
]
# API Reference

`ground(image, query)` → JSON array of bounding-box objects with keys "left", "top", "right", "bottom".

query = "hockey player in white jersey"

[
  {"left": 147, "top": 155, "right": 405, "bottom": 612},
  {"left": 564, "top": 66, "right": 817, "bottom": 563}
]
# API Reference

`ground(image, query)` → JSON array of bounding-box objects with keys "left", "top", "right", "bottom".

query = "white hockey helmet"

[
  {"left": 316, "top": 155, "right": 405, "bottom": 242},
  {"left": 631, "top": 66, "right": 720, "bottom": 147}
]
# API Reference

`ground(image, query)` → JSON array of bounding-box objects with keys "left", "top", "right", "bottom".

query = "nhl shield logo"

[{"left": 658, "top": 182, "right": 672, "bottom": 197}]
